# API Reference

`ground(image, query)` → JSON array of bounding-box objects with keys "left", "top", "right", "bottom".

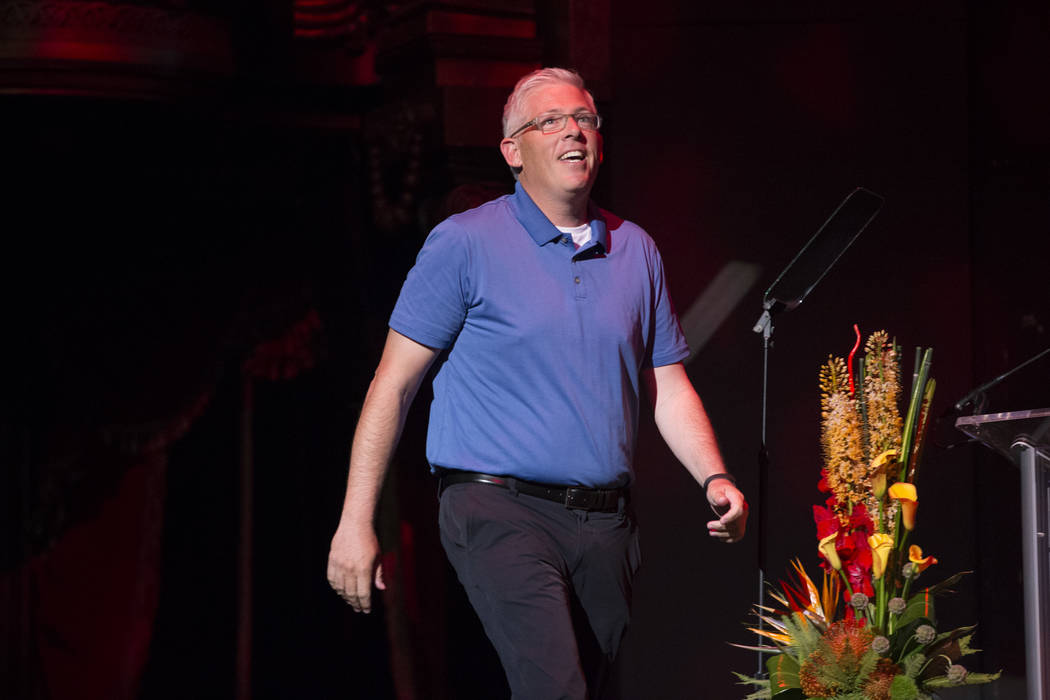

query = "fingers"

[
  {"left": 327, "top": 558, "right": 375, "bottom": 612},
  {"left": 706, "top": 485, "right": 748, "bottom": 543},
  {"left": 374, "top": 562, "right": 387, "bottom": 591},
  {"left": 716, "top": 489, "right": 746, "bottom": 524},
  {"left": 706, "top": 519, "right": 745, "bottom": 543},
  {"left": 326, "top": 558, "right": 357, "bottom": 611},
  {"left": 353, "top": 563, "right": 374, "bottom": 613},
  {"left": 327, "top": 529, "right": 382, "bottom": 613}
]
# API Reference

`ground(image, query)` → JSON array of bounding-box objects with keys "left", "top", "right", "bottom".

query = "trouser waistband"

[{"left": 437, "top": 470, "right": 626, "bottom": 513}]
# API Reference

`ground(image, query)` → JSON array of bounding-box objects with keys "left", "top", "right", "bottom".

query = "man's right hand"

[
  {"left": 327, "top": 524, "right": 386, "bottom": 613},
  {"left": 326, "top": 331, "right": 437, "bottom": 614}
]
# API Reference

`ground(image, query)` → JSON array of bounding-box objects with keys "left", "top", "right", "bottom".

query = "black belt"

[{"left": 437, "top": 470, "right": 625, "bottom": 513}]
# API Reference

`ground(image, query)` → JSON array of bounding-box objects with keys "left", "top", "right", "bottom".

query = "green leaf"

[
  {"left": 890, "top": 674, "right": 920, "bottom": 699},
  {"left": 905, "top": 378, "right": 936, "bottom": 481},
  {"left": 732, "top": 672, "right": 772, "bottom": 699},
  {"left": 904, "top": 649, "right": 930, "bottom": 679},
  {"left": 927, "top": 624, "right": 977, "bottom": 652},
  {"left": 924, "top": 571, "right": 971, "bottom": 597},
  {"left": 960, "top": 671, "right": 1001, "bottom": 685},
  {"left": 899, "top": 348, "right": 932, "bottom": 481},
  {"left": 766, "top": 653, "right": 801, "bottom": 696},
  {"left": 898, "top": 587, "right": 936, "bottom": 627},
  {"left": 918, "top": 626, "right": 977, "bottom": 680},
  {"left": 856, "top": 648, "right": 880, "bottom": 685},
  {"left": 890, "top": 617, "right": 932, "bottom": 662},
  {"left": 956, "top": 633, "right": 981, "bottom": 657},
  {"left": 780, "top": 612, "right": 822, "bottom": 659},
  {"left": 923, "top": 670, "right": 1001, "bottom": 688}
]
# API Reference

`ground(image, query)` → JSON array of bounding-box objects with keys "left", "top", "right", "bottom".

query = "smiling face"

[{"left": 500, "top": 82, "right": 603, "bottom": 219}]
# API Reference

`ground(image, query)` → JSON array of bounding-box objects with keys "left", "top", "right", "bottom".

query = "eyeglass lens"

[{"left": 538, "top": 113, "right": 600, "bottom": 134}]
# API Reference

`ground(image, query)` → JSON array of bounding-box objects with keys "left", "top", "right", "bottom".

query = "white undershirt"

[{"left": 556, "top": 222, "right": 592, "bottom": 249}]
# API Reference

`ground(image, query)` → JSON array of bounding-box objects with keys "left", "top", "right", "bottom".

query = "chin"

[
  {"left": 562, "top": 169, "right": 595, "bottom": 188},
  {"left": 572, "top": 175, "right": 598, "bottom": 193}
]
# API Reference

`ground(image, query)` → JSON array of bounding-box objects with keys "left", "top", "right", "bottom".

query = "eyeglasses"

[{"left": 509, "top": 112, "right": 602, "bottom": 137}]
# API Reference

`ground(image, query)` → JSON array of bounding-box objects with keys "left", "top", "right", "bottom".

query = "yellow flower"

[
  {"left": 870, "top": 450, "right": 898, "bottom": 498},
  {"left": 889, "top": 482, "right": 918, "bottom": 531},
  {"left": 871, "top": 472, "right": 886, "bottom": 499},
  {"left": 868, "top": 533, "right": 894, "bottom": 580},
  {"left": 908, "top": 544, "right": 938, "bottom": 572},
  {"left": 818, "top": 532, "right": 842, "bottom": 570}
]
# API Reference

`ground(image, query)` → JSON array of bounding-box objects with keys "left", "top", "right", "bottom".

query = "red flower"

[
  {"left": 813, "top": 505, "right": 839, "bottom": 539},
  {"left": 813, "top": 498, "right": 875, "bottom": 596},
  {"left": 846, "top": 560, "right": 875, "bottom": 597},
  {"left": 848, "top": 502, "right": 874, "bottom": 532}
]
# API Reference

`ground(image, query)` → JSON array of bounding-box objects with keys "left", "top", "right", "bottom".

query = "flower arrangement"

[{"left": 734, "top": 327, "right": 999, "bottom": 699}]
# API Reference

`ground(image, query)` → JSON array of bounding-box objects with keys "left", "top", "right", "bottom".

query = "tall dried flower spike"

[
  {"left": 820, "top": 355, "right": 849, "bottom": 406},
  {"left": 863, "top": 331, "right": 903, "bottom": 458},
  {"left": 820, "top": 356, "right": 864, "bottom": 521}
]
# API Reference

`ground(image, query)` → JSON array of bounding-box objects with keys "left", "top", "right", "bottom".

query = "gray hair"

[{"left": 502, "top": 67, "right": 595, "bottom": 138}]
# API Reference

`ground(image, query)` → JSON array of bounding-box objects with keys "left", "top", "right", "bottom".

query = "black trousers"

[{"left": 438, "top": 481, "right": 641, "bottom": 700}]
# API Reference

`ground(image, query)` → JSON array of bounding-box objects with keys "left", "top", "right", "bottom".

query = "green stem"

[
  {"left": 888, "top": 560, "right": 904, "bottom": 635},
  {"left": 898, "top": 529, "right": 910, "bottom": 556},
  {"left": 899, "top": 348, "right": 933, "bottom": 482},
  {"left": 874, "top": 576, "right": 887, "bottom": 633},
  {"left": 837, "top": 569, "right": 865, "bottom": 622},
  {"left": 835, "top": 570, "right": 860, "bottom": 621},
  {"left": 886, "top": 524, "right": 909, "bottom": 636},
  {"left": 837, "top": 568, "right": 854, "bottom": 597}
]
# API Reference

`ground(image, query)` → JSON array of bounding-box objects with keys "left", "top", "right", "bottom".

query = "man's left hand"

[{"left": 706, "top": 482, "right": 748, "bottom": 543}]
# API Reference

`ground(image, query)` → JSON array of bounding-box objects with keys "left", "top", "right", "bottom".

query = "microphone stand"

[
  {"left": 753, "top": 302, "right": 774, "bottom": 676},
  {"left": 749, "top": 188, "right": 884, "bottom": 676},
  {"left": 953, "top": 346, "right": 1050, "bottom": 415}
]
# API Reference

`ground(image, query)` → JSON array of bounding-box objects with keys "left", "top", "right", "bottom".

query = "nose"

[{"left": 563, "top": 115, "right": 585, "bottom": 138}]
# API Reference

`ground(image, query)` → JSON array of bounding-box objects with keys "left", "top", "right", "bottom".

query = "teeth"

[{"left": 559, "top": 151, "right": 584, "bottom": 161}]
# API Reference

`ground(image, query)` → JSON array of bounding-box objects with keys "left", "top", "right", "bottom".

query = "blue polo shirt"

[{"left": 389, "top": 183, "right": 689, "bottom": 487}]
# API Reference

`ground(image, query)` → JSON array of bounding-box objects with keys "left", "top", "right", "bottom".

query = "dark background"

[{"left": 2, "top": 1, "right": 1047, "bottom": 698}]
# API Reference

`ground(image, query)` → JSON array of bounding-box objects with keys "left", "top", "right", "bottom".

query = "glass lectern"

[{"left": 956, "top": 408, "right": 1050, "bottom": 699}]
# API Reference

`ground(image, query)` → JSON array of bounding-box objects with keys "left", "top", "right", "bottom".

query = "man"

[{"left": 327, "top": 67, "right": 747, "bottom": 699}]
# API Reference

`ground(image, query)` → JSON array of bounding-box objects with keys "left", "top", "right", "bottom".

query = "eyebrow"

[{"left": 537, "top": 108, "right": 596, "bottom": 117}]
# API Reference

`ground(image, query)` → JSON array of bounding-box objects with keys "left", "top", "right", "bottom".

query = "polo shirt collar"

[{"left": 510, "top": 181, "right": 608, "bottom": 253}]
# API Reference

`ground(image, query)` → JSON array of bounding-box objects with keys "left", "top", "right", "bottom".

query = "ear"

[{"left": 500, "top": 137, "right": 522, "bottom": 169}]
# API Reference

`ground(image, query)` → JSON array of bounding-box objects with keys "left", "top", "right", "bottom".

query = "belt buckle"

[{"left": 565, "top": 487, "right": 598, "bottom": 511}]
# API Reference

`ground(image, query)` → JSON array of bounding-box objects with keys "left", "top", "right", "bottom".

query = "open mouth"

[{"left": 558, "top": 150, "right": 585, "bottom": 162}]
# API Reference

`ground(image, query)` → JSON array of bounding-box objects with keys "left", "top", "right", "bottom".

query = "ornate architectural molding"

[
  {"left": 293, "top": 0, "right": 368, "bottom": 41},
  {"left": 3, "top": 1, "right": 196, "bottom": 36},
  {"left": 0, "top": 0, "right": 232, "bottom": 96}
]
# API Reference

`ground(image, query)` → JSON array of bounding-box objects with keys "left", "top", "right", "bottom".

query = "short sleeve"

[
  {"left": 389, "top": 220, "right": 472, "bottom": 349},
  {"left": 647, "top": 245, "right": 690, "bottom": 367}
]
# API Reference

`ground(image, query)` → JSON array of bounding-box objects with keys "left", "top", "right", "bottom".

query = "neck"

[{"left": 519, "top": 182, "right": 589, "bottom": 227}]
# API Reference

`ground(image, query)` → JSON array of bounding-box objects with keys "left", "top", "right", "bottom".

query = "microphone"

[{"left": 952, "top": 347, "right": 1050, "bottom": 414}]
